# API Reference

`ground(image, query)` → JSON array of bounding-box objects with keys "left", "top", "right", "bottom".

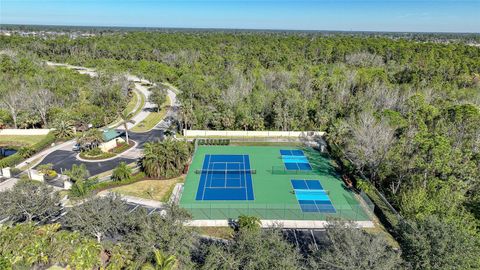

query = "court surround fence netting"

[
  {"left": 181, "top": 201, "right": 373, "bottom": 221},
  {"left": 271, "top": 165, "right": 317, "bottom": 175},
  {"left": 195, "top": 169, "right": 257, "bottom": 174}
]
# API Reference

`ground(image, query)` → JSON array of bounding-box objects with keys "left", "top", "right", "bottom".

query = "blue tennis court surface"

[
  {"left": 280, "top": 149, "right": 305, "bottom": 156},
  {"left": 281, "top": 150, "right": 312, "bottom": 171},
  {"left": 291, "top": 179, "right": 336, "bottom": 213},
  {"left": 195, "top": 155, "right": 254, "bottom": 201}
]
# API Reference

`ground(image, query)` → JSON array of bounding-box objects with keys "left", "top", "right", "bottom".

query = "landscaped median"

[
  {"left": 110, "top": 89, "right": 146, "bottom": 128},
  {"left": 131, "top": 95, "right": 171, "bottom": 132},
  {"left": 78, "top": 140, "right": 136, "bottom": 161}
]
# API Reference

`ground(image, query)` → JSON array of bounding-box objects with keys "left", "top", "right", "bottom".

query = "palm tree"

[
  {"left": 65, "top": 164, "right": 90, "bottom": 197},
  {"left": 65, "top": 164, "right": 90, "bottom": 183},
  {"left": 141, "top": 249, "right": 177, "bottom": 270},
  {"left": 119, "top": 111, "right": 135, "bottom": 144},
  {"left": 77, "top": 129, "right": 103, "bottom": 150},
  {"left": 53, "top": 120, "right": 75, "bottom": 139},
  {"left": 141, "top": 139, "right": 190, "bottom": 178},
  {"left": 111, "top": 162, "right": 132, "bottom": 181}
]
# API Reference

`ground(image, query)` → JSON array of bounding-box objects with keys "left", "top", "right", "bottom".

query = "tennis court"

[
  {"left": 281, "top": 149, "right": 312, "bottom": 171},
  {"left": 195, "top": 154, "right": 254, "bottom": 201},
  {"left": 291, "top": 179, "right": 336, "bottom": 213},
  {"left": 180, "top": 145, "right": 371, "bottom": 221}
]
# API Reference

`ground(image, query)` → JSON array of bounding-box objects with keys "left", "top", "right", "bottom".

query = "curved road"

[
  {"left": 36, "top": 129, "right": 164, "bottom": 176},
  {"left": 32, "top": 62, "right": 179, "bottom": 177}
]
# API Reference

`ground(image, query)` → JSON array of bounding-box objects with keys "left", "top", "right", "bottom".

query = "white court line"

[
  {"left": 207, "top": 186, "right": 246, "bottom": 189},
  {"left": 202, "top": 155, "right": 212, "bottom": 200},
  {"left": 203, "top": 158, "right": 252, "bottom": 196},
  {"left": 242, "top": 155, "right": 247, "bottom": 200}
]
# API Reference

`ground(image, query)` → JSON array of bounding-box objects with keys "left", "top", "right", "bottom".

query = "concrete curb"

[
  {"left": 75, "top": 140, "right": 138, "bottom": 163},
  {"left": 16, "top": 140, "right": 76, "bottom": 169}
]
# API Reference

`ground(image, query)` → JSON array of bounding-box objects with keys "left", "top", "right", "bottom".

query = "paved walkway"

[
  {"left": 118, "top": 82, "right": 157, "bottom": 130},
  {"left": 21, "top": 62, "right": 179, "bottom": 176},
  {"left": 0, "top": 178, "right": 19, "bottom": 192},
  {"left": 108, "top": 89, "right": 143, "bottom": 128},
  {"left": 45, "top": 62, "right": 159, "bottom": 131}
]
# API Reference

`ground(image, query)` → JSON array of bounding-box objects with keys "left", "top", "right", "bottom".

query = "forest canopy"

[
  {"left": 0, "top": 51, "right": 130, "bottom": 129},
  {"left": 0, "top": 31, "right": 479, "bottom": 269}
]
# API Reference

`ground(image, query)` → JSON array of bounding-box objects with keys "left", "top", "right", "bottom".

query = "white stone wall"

[
  {"left": 0, "top": 129, "right": 52, "bottom": 136},
  {"left": 99, "top": 138, "right": 125, "bottom": 152},
  {"left": 183, "top": 129, "right": 325, "bottom": 138},
  {"left": 29, "top": 169, "right": 44, "bottom": 182},
  {"left": 1, "top": 167, "right": 11, "bottom": 178}
]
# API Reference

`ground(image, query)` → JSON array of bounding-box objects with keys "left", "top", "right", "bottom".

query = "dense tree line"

[
  {"left": 1, "top": 180, "right": 404, "bottom": 269},
  {"left": 0, "top": 31, "right": 479, "bottom": 268},
  {"left": 0, "top": 51, "right": 130, "bottom": 130},
  {"left": 3, "top": 182, "right": 472, "bottom": 270}
]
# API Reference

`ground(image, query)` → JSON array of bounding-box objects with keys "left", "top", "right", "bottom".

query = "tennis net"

[{"left": 195, "top": 169, "right": 257, "bottom": 174}]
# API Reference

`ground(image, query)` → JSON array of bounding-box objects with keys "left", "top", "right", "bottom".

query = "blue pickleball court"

[
  {"left": 195, "top": 154, "right": 255, "bottom": 201},
  {"left": 281, "top": 149, "right": 312, "bottom": 171},
  {"left": 291, "top": 179, "right": 336, "bottom": 213}
]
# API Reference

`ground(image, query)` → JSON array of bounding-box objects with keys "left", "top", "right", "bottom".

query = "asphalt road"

[{"left": 36, "top": 128, "right": 164, "bottom": 175}]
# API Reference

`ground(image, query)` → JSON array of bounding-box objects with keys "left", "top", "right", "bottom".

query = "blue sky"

[{"left": 1, "top": 0, "right": 479, "bottom": 33}]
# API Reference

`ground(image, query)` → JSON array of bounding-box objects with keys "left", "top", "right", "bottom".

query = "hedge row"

[
  {"left": 89, "top": 172, "right": 146, "bottom": 193},
  {"left": 0, "top": 132, "right": 56, "bottom": 169}
]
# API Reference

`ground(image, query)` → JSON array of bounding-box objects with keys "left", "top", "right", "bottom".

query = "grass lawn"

[
  {"left": 0, "top": 135, "right": 47, "bottom": 146},
  {"left": 131, "top": 95, "right": 170, "bottom": 132},
  {"left": 130, "top": 89, "right": 146, "bottom": 117},
  {"left": 125, "top": 89, "right": 141, "bottom": 115},
  {"left": 198, "top": 227, "right": 235, "bottom": 240},
  {"left": 112, "top": 89, "right": 145, "bottom": 127},
  {"left": 108, "top": 175, "right": 184, "bottom": 202}
]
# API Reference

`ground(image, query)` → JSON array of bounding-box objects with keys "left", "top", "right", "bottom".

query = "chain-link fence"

[
  {"left": 181, "top": 202, "right": 371, "bottom": 221},
  {"left": 270, "top": 166, "right": 318, "bottom": 175}
]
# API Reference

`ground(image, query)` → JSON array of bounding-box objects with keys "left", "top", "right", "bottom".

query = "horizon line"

[{"left": 1, "top": 23, "right": 479, "bottom": 35}]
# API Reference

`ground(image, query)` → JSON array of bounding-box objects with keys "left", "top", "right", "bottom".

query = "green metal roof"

[{"left": 102, "top": 129, "right": 122, "bottom": 142}]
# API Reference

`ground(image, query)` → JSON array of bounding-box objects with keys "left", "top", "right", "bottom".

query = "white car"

[{"left": 72, "top": 143, "right": 81, "bottom": 152}]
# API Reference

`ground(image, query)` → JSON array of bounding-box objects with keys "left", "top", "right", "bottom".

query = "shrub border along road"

[
  {"left": 76, "top": 140, "right": 137, "bottom": 162},
  {"left": 0, "top": 132, "right": 56, "bottom": 169}
]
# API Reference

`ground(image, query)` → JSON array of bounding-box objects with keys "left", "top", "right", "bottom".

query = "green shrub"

[
  {"left": 37, "top": 163, "right": 53, "bottom": 173},
  {"left": 83, "top": 147, "right": 102, "bottom": 156},
  {"left": 89, "top": 172, "right": 145, "bottom": 192},
  {"left": 111, "top": 162, "right": 132, "bottom": 182},
  {"left": 9, "top": 167, "right": 22, "bottom": 176},
  {"left": 17, "top": 147, "right": 35, "bottom": 158},
  {"left": 69, "top": 178, "right": 98, "bottom": 198},
  {"left": 0, "top": 132, "right": 56, "bottom": 169},
  {"left": 0, "top": 255, "right": 12, "bottom": 270},
  {"left": 111, "top": 142, "right": 133, "bottom": 154},
  {"left": 44, "top": 170, "right": 58, "bottom": 180},
  {"left": 0, "top": 154, "right": 23, "bottom": 169},
  {"left": 79, "top": 147, "right": 116, "bottom": 160}
]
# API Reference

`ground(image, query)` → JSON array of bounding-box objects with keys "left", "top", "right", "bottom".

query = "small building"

[{"left": 99, "top": 129, "right": 125, "bottom": 152}]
